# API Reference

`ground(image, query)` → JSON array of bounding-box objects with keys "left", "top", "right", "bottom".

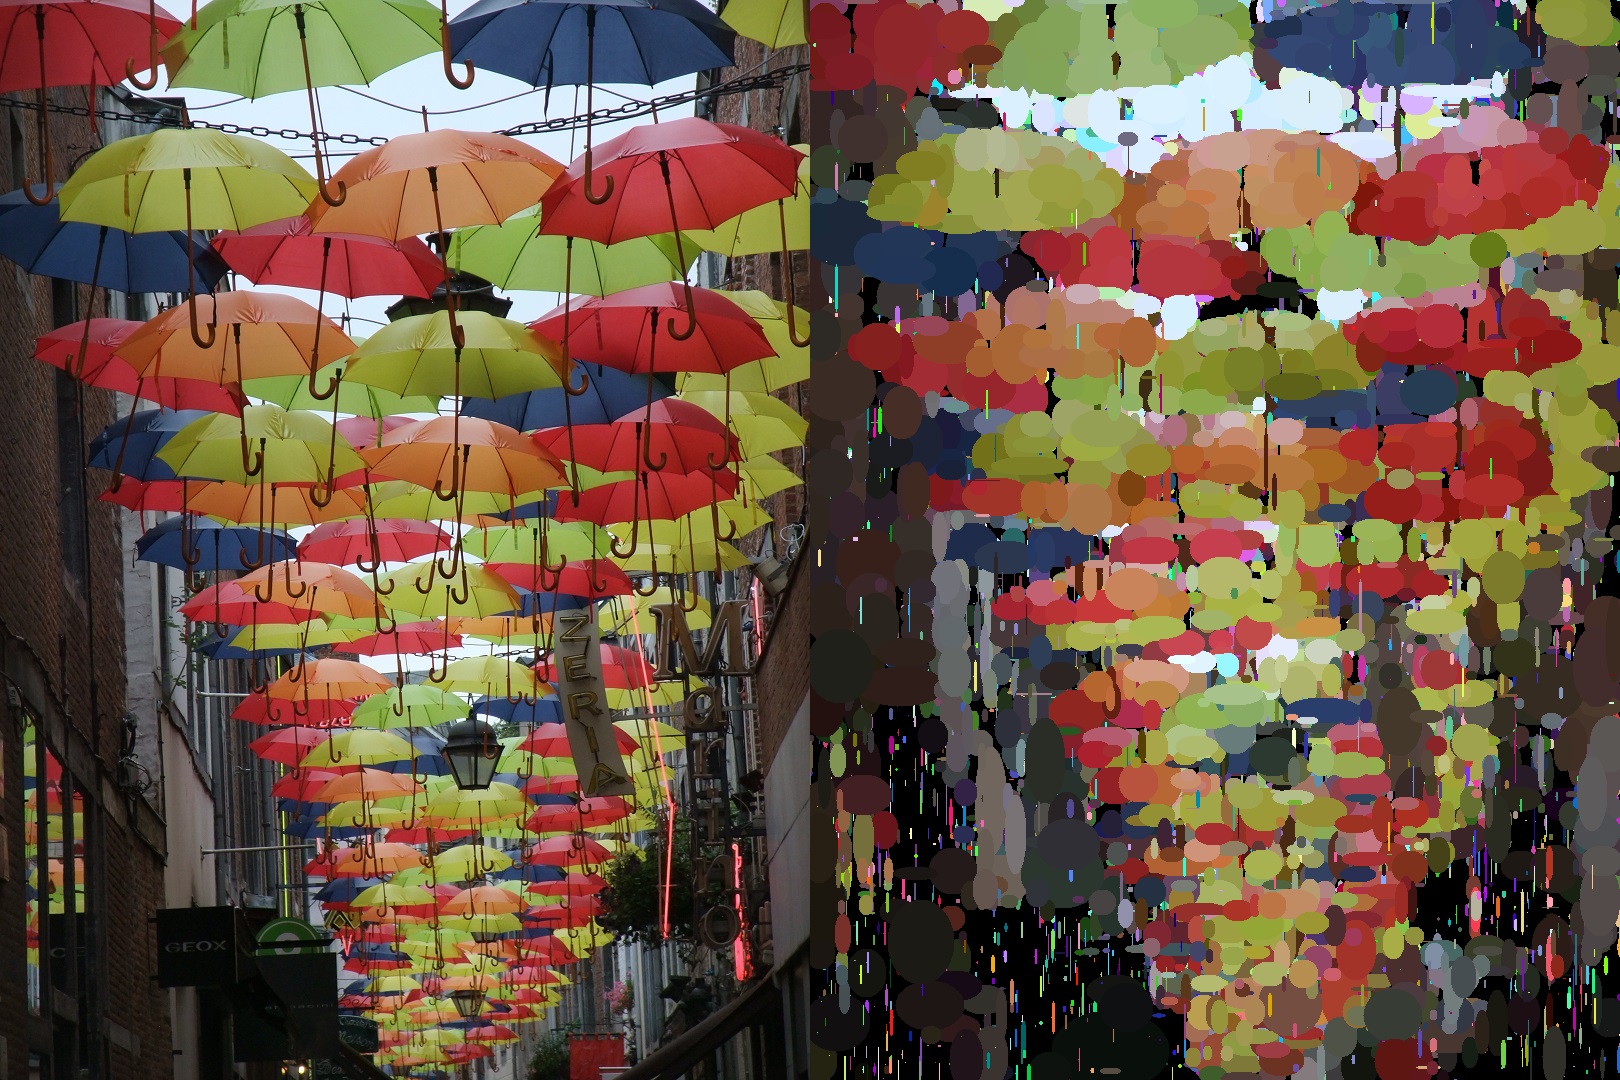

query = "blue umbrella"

[
  {"left": 449, "top": 0, "right": 732, "bottom": 223},
  {"left": 318, "top": 877, "right": 387, "bottom": 904},
  {"left": 374, "top": 731, "right": 449, "bottom": 777},
  {"left": 195, "top": 638, "right": 304, "bottom": 662},
  {"left": 0, "top": 185, "right": 228, "bottom": 294},
  {"left": 88, "top": 409, "right": 209, "bottom": 479},
  {"left": 496, "top": 589, "right": 591, "bottom": 618},
  {"left": 449, "top": 0, "right": 733, "bottom": 89},
  {"left": 471, "top": 696, "right": 565, "bottom": 724},
  {"left": 462, "top": 364, "right": 671, "bottom": 431},
  {"left": 135, "top": 515, "right": 298, "bottom": 572}
]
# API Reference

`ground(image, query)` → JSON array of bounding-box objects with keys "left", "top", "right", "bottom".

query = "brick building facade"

[{"left": 0, "top": 89, "right": 175, "bottom": 1080}]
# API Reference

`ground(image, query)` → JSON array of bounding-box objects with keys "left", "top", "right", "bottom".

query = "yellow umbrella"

[
  {"left": 427, "top": 844, "right": 515, "bottom": 880},
  {"left": 426, "top": 656, "right": 551, "bottom": 698},
  {"left": 420, "top": 783, "right": 528, "bottom": 827},
  {"left": 380, "top": 564, "right": 522, "bottom": 620},
  {"left": 301, "top": 729, "right": 417, "bottom": 768}
]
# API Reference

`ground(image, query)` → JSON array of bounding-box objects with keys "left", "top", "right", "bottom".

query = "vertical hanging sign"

[{"left": 553, "top": 607, "right": 636, "bottom": 798}]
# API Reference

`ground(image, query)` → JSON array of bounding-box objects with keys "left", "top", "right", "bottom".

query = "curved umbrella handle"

[
  {"left": 125, "top": 2, "right": 162, "bottom": 91},
  {"left": 251, "top": 574, "right": 276, "bottom": 605},
  {"left": 664, "top": 280, "right": 697, "bottom": 341},
  {"left": 241, "top": 436, "right": 265, "bottom": 478},
  {"left": 284, "top": 568, "right": 309, "bottom": 600},
  {"left": 180, "top": 519, "right": 204, "bottom": 569},
  {"left": 307, "top": 240, "right": 343, "bottom": 399},
  {"left": 188, "top": 295, "right": 219, "bottom": 349},
  {"left": 678, "top": 576, "right": 701, "bottom": 612},
  {"left": 448, "top": 563, "right": 471, "bottom": 607},
  {"left": 434, "top": 536, "right": 462, "bottom": 582},
  {"left": 372, "top": 597, "right": 396, "bottom": 635},
  {"left": 709, "top": 497, "right": 737, "bottom": 543},
  {"left": 433, "top": 443, "right": 468, "bottom": 505},
  {"left": 778, "top": 200, "right": 810, "bottom": 348},
  {"left": 310, "top": 473, "right": 335, "bottom": 508},
  {"left": 657, "top": 160, "right": 696, "bottom": 340},
  {"left": 609, "top": 511, "right": 638, "bottom": 560},
  {"left": 632, "top": 548, "right": 661, "bottom": 598},
  {"left": 581, "top": 13, "right": 613, "bottom": 206},
  {"left": 563, "top": 362, "right": 590, "bottom": 397},
  {"left": 239, "top": 519, "right": 269, "bottom": 569},
  {"left": 705, "top": 433, "right": 735, "bottom": 472},
  {"left": 440, "top": 22, "right": 474, "bottom": 88},
  {"left": 24, "top": 13, "right": 53, "bottom": 205},
  {"left": 639, "top": 423, "right": 667, "bottom": 472}
]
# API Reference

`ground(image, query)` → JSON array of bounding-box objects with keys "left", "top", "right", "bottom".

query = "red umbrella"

[
  {"left": 301, "top": 519, "right": 452, "bottom": 567},
  {"left": 523, "top": 835, "right": 613, "bottom": 867},
  {"left": 533, "top": 644, "right": 655, "bottom": 690},
  {"left": 273, "top": 767, "right": 359, "bottom": 800},
  {"left": 526, "top": 872, "right": 606, "bottom": 898},
  {"left": 533, "top": 398, "right": 736, "bottom": 476},
  {"left": 485, "top": 558, "right": 632, "bottom": 598},
  {"left": 463, "top": 1025, "right": 518, "bottom": 1044},
  {"left": 520, "top": 900, "right": 604, "bottom": 926},
  {"left": 552, "top": 467, "right": 737, "bottom": 569},
  {"left": 0, "top": 0, "right": 181, "bottom": 195},
  {"left": 233, "top": 694, "right": 357, "bottom": 727},
  {"left": 100, "top": 478, "right": 188, "bottom": 514},
  {"left": 517, "top": 774, "right": 580, "bottom": 798},
  {"left": 531, "top": 284, "right": 770, "bottom": 378},
  {"left": 517, "top": 723, "right": 638, "bottom": 757},
  {"left": 179, "top": 579, "right": 327, "bottom": 626},
  {"left": 37, "top": 319, "right": 246, "bottom": 413},
  {"left": 213, "top": 217, "right": 445, "bottom": 298},
  {"left": 538, "top": 117, "right": 804, "bottom": 338},
  {"left": 250, "top": 728, "right": 342, "bottom": 766}
]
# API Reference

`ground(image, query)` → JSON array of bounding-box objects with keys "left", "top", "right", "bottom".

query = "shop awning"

[{"left": 609, "top": 971, "right": 782, "bottom": 1080}]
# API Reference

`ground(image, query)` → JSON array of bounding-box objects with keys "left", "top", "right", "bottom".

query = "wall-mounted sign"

[
  {"left": 649, "top": 600, "right": 752, "bottom": 680},
  {"left": 554, "top": 608, "right": 635, "bottom": 798},
  {"left": 155, "top": 906, "right": 249, "bottom": 988},
  {"left": 255, "top": 915, "right": 325, "bottom": 953}
]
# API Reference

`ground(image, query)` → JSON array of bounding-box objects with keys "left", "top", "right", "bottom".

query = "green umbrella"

[
  {"left": 156, "top": 404, "right": 367, "bottom": 487},
  {"left": 448, "top": 206, "right": 694, "bottom": 296},
  {"left": 160, "top": 0, "right": 444, "bottom": 204},
  {"left": 243, "top": 356, "right": 440, "bottom": 420}
]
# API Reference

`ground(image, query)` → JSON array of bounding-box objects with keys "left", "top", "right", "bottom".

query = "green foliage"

[
  {"left": 597, "top": 815, "right": 695, "bottom": 947},
  {"left": 528, "top": 1028, "right": 571, "bottom": 1080}
]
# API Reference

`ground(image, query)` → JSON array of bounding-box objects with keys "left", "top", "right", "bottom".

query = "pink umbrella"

[{"left": 301, "top": 519, "right": 452, "bottom": 566}]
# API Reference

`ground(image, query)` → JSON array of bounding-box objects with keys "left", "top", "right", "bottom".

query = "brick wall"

[{"left": 0, "top": 88, "right": 172, "bottom": 1080}]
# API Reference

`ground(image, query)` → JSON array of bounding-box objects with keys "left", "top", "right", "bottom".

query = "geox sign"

[{"left": 155, "top": 906, "right": 249, "bottom": 987}]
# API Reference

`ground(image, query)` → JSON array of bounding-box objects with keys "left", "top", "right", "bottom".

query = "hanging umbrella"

[
  {"left": 484, "top": 559, "right": 631, "bottom": 597},
  {"left": 708, "top": 290, "right": 808, "bottom": 375},
  {"left": 0, "top": 184, "right": 226, "bottom": 294},
  {"left": 420, "top": 784, "right": 529, "bottom": 828},
  {"left": 156, "top": 404, "right": 367, "bottom": 492},
  {"left": 184, "top": 480, "right": 370, "bottom": 527},
  {"left": 516, "top": 723, "right": 638, "bottom": 756},
  {"left": 533, "top": 284, "right": 771, "bottom": 378},
  {"left": 215, "top": 218, "right": 446, "bottom": 398},
  {"left": 311, "top": 769, "right": 424, "bottom": 804},
  {"left": 336, "top": 622, "right": 463, "bottom": 657},
  {"left": 441, "top": 884, "right": 524, "bottom": 916},
  {"left": 533, "top": 644, "right": 654, "bottom": 690},
  {"left": 302, "top": 729, "right": 418, "bottom": 768},
  {"left": 235, "top": 693, "right": 358, "bottom": 726},
  {"left": 379, "top": 564, "right": 523, "bottom": 624},
  {"left": 37, "top": 320, "right": 245, "bottom": 414},
  {"left": 236, "top": 561, "right": 381, "bottom": 619},
  {"left": 349, "top": 684, "right": 469, "bottom": 729},
  {"left": 302, "top": 519, "right": 453, "bottom": 568},
  {"left": 344, "top": 310, "right": 572, "bottom": 401},
  {"left": 307, "top": 128, "right": 564, "bottom": 344},
  {"left": 244, "top": 360, "right": 440, "bottom": 422},
  {"left": 523, "top": 796, "right": 633, "bottom": 834},
  {"left": 248, "top": 726, "right": 337, "bottom": 766},
  {"left": 425, "top": 656, "right": 550, "bottom": 699},
  {"left": 554, "top": 468, "right": 738, "bottom": 569},
  {"left": 0, "top": 0, "right": 181, "bottom": 195},
  {"left": 88, "top": 408, "right": 208, "bottom": 482},
  {"left": 135, "top": 515, "right": 297, "bottom": 572},
  {"left": 448, "top": 206, "right": 692, "bottom": 295},
  {"left": 117, "top": 291, "right": 355, "bottom": 387},
  {"left": 522, "top": 835, "right": 615, "bottom": 867},
  {"left": 448, "top": 0, "right": 732, "bottom": 217},
  {"left": 57, "top": 129, "right": 318, "bottom": 346},
  {"left": 472, "top": 697, "right": 564, "bottom": 725},
  {"left": 533, "top": 398, "right": 735, "bottom": 475},
  {"left": 538, "top": 117, "right": 804, "bottom": 339},
  {"left": 263, "top": 658, "right": 394, "bottom": 702},
  {"left": 462, "top": 364, "right": 669, "bottom": 432},
  {"left": 461, "top": 520, "right": 611, "bottom": 565},
  {"left": 686, "top": 143, "right": 808, "bottom": 255},
  {"left": 361, "top": 417, "right": 566, "bottom": 504},
  {"left": 159, "top": 0, "right": 443, "bottom": 204}
]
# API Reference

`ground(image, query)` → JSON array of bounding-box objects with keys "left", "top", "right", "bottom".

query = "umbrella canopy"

[
  {"left": 687, "top": 144, "right": 808, "bottom": 257},
  {"left": 349, "top": 685, "right": 469, "bottom": 729},
  {"left": 242, "top": 358, "right": 439, "bottom": 419},
  {"left": 344, "top": 310, "right": 571, "bottom": 400},
  {"left": 462, "top": 364, "right": 669, "bottom": 431},
  {"left": 156, "top": 405, "right": 367, "bottom": 485},
  {"left": 235, "top": 561, "right": 381, "bottom": 618},
  {"left": 447, "top": 0, "right": 732, "bottom": 87},
  {"left": 160, "top": 0, "right": 443, "bottom": 97},
  {"left": 301, "top": 519, "right": 453, "bottom": 566},
  {"left": 718, "top": 0, "right": 805, "bottom": 48},
  {"left": 533, "top": 398, "right": 735, "bottom": 475},
  {"left": 263, "top": 658, "right": 395, "bottom": 701},
  {"left": 303, "top": 729, "right": 419, "bottom": 768},
  {"left": 88, "top": 408, "right": 210, "bottom": 479},
  {"left": 117, "top": 292, "right": 356, "bottom": 382},
  {"left": 214, "top": 217, "right": 446, "bottom": 299},
  {"left": 0, "top": 0, "right": 178, "bottom": 92},
  {"left": 0, "top": 185, "right": 227, "bottom": 292},
  {"left": 58, "top": 129, "right": 317, "bottom": 234},
  {"left": 552, "top": 467, "right": 737, "bottom": 526},
  {"left": 449, "top": 207, "right": 691, "bottom": 295},
  {"left": 307, "top": 130, "right": 564, "bottom": 241},
  {"left": 531, "top": 284, "right": 772, "bottom": 376},
  {"left": 361, "top": 417, "right": 567, "bottom": 498},
  {"left": 538, "top": 117, "right": 801, "bottom": 244},
  {"left": 37, "top": 321, "right": 246, "bottom": 413},
  {"left": 135, "top": 515, "right": 297, "bottom": 571}
]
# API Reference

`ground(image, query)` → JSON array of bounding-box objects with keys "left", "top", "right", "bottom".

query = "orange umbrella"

[
  {"left": 441, "top": 885, "right": 524, "bottom": 917},
  {"left": 361, "top": 417, "right": 566, "bottom": 500},
  {"left": 237, "top": 561, "right": 381, "bottom": 619},
  {"left": 262, "top": 658, "right": 394, "bottom": 700},
  {"left": 307, "top": 128, "right": 563, "bottom": 348},
  {"left": 116, "top": 290, "right": 354, "bottom": 384},
  {"left": 310, "top": 768, "right": 422, "bottom": 804},
  {"left": 306, "top": 842, "right": 427, "bottom": 878},
  {"left": 308, "top": 130, "right": 564, "bottom": 242},
  {"left": 183, "top": 479, "right": 369, "bottom": 527}
]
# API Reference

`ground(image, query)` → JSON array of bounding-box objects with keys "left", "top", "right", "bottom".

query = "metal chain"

[{"left": 0, "top": 64, "right": 808, "bottom": 148}]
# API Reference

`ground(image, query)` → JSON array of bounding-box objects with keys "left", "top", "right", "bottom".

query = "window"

[{"left": 54, "top": 370, "right": 87, "bottom": 591}]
